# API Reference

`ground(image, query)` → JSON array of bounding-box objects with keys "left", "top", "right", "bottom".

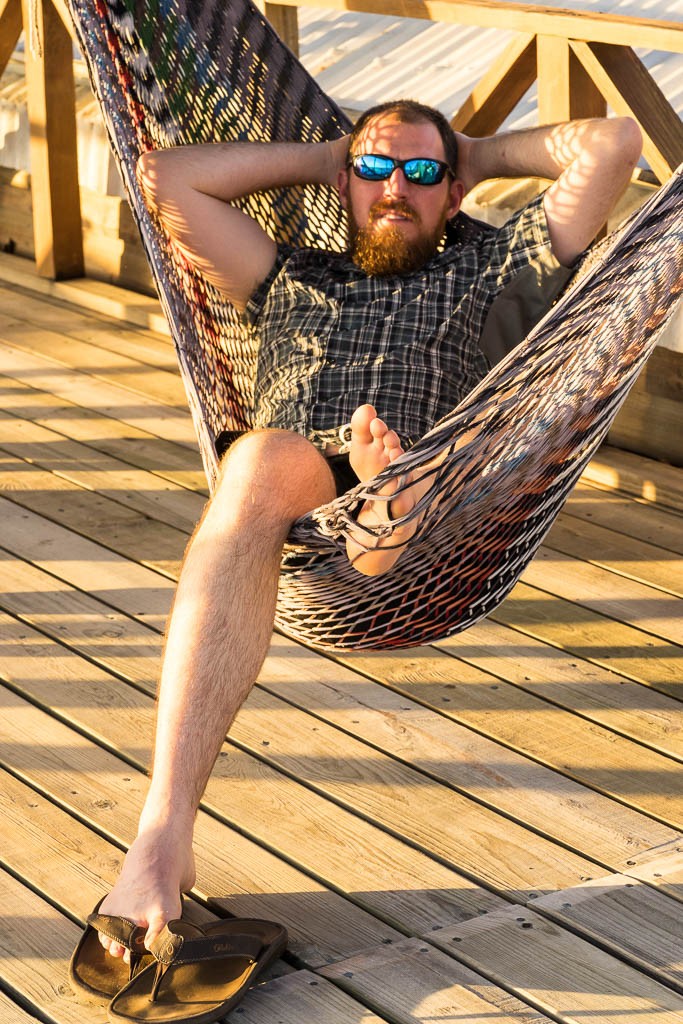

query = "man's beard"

[{"left": 348, "top": 199, "right": 446, "bottom": 276}]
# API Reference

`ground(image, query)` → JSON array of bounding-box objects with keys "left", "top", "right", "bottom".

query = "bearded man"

[{"left": 92, "top": 100, "right": 641, "bottom": 956}]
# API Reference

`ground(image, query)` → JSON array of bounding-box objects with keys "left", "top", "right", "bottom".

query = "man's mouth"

[{"left": 369, "top": 200, "right": 418, "bottom": 225}]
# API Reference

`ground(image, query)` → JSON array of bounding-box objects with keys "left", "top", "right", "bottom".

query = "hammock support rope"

[{"left": 66, "top": 0, "right": 682, "bottom": 650}]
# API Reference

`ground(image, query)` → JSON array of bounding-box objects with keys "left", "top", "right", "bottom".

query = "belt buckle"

[{"left": 337, "top": 422, "right": 353, "bottom": 455}]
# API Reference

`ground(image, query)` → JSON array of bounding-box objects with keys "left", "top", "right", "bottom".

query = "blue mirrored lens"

[
  {"left": 352, "top": 154, "right": 446, "bottom": 185},
  {"left": 355, "top": 155, "right": 395, "bottom": 179},
  {"left": 404, "top": 159, "right": 442, "bottom": 184}
]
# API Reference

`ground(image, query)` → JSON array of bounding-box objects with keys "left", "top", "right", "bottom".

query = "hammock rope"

[{"left": 65, "top": 0, "right": 682, "bottom": 650}]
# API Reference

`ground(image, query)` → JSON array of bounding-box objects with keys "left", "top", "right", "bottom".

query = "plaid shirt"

[{"left": 245, "top": 194, "right": 572, "bottom": 449}]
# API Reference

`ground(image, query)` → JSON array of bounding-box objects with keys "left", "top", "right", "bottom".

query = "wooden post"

[
  {"left": 537, "top": 34, "right": 605, "bottom": 124},
  {"left": 21, "top": 0, "right": 83, "bottom": 279},
  {"left": 255, "top": 2, "right": 300, "bottom": 57},
  {"left": 452, "top": 34, "right": 537, "bottom": 137},
  {"left": 0, "top": 0, "right": 22, "bottom": 78}
]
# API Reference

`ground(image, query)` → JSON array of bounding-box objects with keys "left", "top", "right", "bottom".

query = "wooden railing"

[{"left": 1, "top": 0, "right": 682, "bottom": 280}]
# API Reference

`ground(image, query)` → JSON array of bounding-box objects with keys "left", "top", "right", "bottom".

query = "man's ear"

[
  {"left": 446, "top": 178, "right": 465, "bottom": 219},
  {"left": 338, "top": 167, "right": 350, "bottom": 210}
]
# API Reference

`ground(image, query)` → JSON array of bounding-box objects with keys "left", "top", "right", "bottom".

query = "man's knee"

[{"left": 215, "top": 429, "right": 335, "bottom": 513}]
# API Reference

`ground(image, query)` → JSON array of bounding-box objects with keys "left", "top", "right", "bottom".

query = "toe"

[
  {"left": 351, "top": 404, "right": 377, "bottom": 442},
  {"left": 382, "top": 428, "right": 401, "bottom": 453},
  {"left": 369, "top": 416, "right": 389, "bottom": 442}
]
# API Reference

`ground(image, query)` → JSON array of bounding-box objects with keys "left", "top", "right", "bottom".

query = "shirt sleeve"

[
  {"left": 242, "top": 243, "right": 294, "bottom": 326},
  {"left": 477, "top": 192, "right": 576, "bottom": 367}
]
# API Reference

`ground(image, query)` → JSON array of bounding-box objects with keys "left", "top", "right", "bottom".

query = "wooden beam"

[
  {"left": 271, "top": 0, "right": 683, "bottom": 54},
  {"left": 50, "top": 0, "right": 77, "bottom": 39},
  {"left": 255, "top": 1, "right": 300, "bottom": 57},
  {"left": 571, "top": 41, "right": 683, "bottom": 182},
  {"left": 21, "top": 0, "right": 84, "bottom": 279},
  {"left": 0, "top": 0, "right": 22, "bottom": 79},
  {"left": 451, "top": 33, "right": 537, "bottom": 137},
  {"left": 537, "top": 35, "right": 605, "bottom": 124}
]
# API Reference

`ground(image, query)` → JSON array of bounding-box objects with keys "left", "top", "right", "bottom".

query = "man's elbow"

[
  {"left": 136, "top": 149, "right": 176, "bottom": 213},
  {"left": 609, "top": 116, "right": 643, "bottom": 171}
]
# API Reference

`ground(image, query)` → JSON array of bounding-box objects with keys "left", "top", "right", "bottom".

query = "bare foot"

[
  {"left": 346, "top": 404, "right": 432, "bottom": 576},
  {"left": 97, "top": 824, "right": 196, "bottom": 960}
]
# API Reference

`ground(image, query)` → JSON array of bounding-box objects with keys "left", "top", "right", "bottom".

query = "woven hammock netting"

[{"left": 65, "top": 0, "right": 682, "bottom": 650}]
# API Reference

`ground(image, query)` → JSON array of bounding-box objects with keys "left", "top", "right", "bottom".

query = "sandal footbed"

[{"left": 69, "top": 901, "right": 151, "bottom": 1002}]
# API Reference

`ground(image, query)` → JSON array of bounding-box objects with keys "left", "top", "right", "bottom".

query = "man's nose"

[{"left": 383, "top": 168, "right": 408, "bottom": 198}]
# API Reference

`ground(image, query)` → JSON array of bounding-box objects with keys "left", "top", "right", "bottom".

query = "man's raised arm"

[
  {"left": 455, "top": 118, "right": 643, "bottom": 268},
  {"left": 136, "top": 136, "right": 350, "bottom": 310}
]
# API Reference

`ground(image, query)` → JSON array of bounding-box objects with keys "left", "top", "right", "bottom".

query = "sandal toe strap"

[{"left": 151, "top": 924, "right": 263, "bottom": 966}]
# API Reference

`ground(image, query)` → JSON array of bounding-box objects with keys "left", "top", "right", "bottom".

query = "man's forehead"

[{"left": 354, "top": 114, "right": 444, "bottom": 156}]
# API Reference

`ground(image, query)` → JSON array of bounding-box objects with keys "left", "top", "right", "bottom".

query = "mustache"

[{"left": 368, "top": 199, "right": 418, "bottom": 223}]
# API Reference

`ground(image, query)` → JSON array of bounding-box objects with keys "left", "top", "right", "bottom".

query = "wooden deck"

[{"left": 0, "top": 254, "right": 682, "bottom": 1023}]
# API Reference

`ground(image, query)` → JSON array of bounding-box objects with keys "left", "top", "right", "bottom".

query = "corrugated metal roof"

[{"left": 297, "top": 2, "right": 683, "bottom": 126}]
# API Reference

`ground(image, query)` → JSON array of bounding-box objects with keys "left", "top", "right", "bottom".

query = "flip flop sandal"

[
  {"left": 69, "top": 897, "right": 153, "bottom": 1003},
  {"left": 107, "top": 918, "right": 288, "bottom": 1024}
]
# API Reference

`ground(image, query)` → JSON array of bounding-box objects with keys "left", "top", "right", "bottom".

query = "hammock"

[{"left": 65, "top": 0, "right": 682, "bottom": 651}]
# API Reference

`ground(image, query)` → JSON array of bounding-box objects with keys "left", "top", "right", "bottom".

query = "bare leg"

[
  {"left": 346, "top": 404, "right": 434, "bottom": 576},
  {"left": 97, "top": 430, "right": 335, "bottom": 956}
]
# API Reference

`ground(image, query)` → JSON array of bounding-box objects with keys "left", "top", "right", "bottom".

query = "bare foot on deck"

[
  {"left": 97, "top": 824, "right": 196, "bottom": 959},
  {"left": 346, "top": 404, "right": 432, "bottom": 576}
]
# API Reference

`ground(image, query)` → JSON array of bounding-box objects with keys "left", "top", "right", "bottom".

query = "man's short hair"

[{"left": 350, "top": 99, "right": 458, "bottom": 173}]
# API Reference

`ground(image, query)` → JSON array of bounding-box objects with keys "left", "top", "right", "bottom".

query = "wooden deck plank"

[
  {"left": 540, "top": 515, "right": 683, "bottom": 597},
  {"left": 530, "top": 872, "right": 683, "bottom": 991},
  {"left": 491, "top": 584, "right": 681, "bottom": 696},
  {"left": 0, "top": 991, "right": 43, "bottom": 1024},
  {"left": 0, "top": 457, "right": 186, "bottom": 577},
  {"left": 257, "top": 650, "right": 683, "bottom": 838},
  {"left": 563, "top": 481, "right": 683, "bottom": 557},
  {"left": 620, "top": 840, "right": 683, "bottom": 904},
  {"left": 581, "top": 447, "right": 683, "bottom": 512},
  {"left": 0, "top": 283, "right": 179, "bottom": 370},
  {"left": 319, "top": 936, "right": 555, "bottom": 1024},
  {"left": 0, "top": 314, "right": 187, "bottom": 409},
  {"left": 428, "top": 905, "right": 683, "bottom": 1023},
  {"left": 436, "top": 610, "right": 683, "bottom": 757},
  {"left": 236, "top": 970, "right": 391, "bottom": 1024},
  {"left": 0, "top": 869, "right": 108, "bottom": 1024},
  {"left": 348, "top": 622, "right": 683, "bottom": 761},
  {"left": 0, "top": 407, "right": 204, "bottom": 532},
  {"left": 519, "top": 546, "right": 682, "bottom": 644}
]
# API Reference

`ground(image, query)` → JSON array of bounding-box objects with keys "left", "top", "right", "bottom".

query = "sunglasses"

[{"left": 350, "top": 153, "right": 452, "bottom": 186}]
